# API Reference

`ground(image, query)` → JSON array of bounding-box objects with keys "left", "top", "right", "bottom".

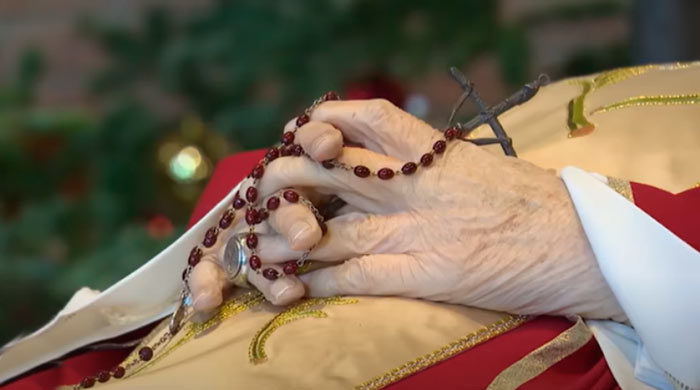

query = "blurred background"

[{"left": 1, "top": 0, "right": 699, "bottom": 344}]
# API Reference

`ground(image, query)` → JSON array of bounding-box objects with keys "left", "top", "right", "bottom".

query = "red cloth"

[
  {"left": 9, "top": 152, "right": 697, "bottom": 389},
  {"left": 630, "top": 182, "right": 700, "bottom": 251}
]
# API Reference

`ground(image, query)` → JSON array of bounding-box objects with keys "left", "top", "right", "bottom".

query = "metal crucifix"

[{"left": 447, "top": 67, "right": 550, "bottom": 157}]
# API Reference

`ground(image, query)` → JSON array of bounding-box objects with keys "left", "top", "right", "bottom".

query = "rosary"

[{"left": 72, "top": 68, "right": 548, "bottom": 388}]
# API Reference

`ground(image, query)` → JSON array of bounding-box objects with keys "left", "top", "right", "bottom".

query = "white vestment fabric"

[
  {"left": 562, "top": 167, "right": 700, "bottom": 390},
  {"left": 0, "top": 182, "right": 244, "bottom": 383}
]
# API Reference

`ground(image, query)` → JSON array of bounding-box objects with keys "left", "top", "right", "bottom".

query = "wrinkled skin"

[{"left": 190, "top": 99, "right": 625, "bottom": 321}]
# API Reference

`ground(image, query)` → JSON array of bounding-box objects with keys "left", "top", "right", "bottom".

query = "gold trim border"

[
  {"left": 355, "top": 315, "right": 529, "bottom": 390},
  {"left": 606, "top": 176, "right": 634, "bottom": 203},
  {"left": 486, "top": 317, "right": 592, "bottom": 390}
]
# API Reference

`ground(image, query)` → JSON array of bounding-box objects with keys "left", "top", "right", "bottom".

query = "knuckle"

[
  {"left": 339, "top": 258, "right": 372, "bottom": 293},
  {"left": 363, "top": 99, "right": 396, "bottom": 125}
]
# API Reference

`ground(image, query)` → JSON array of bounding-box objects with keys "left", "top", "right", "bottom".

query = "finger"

[
  {"left": 311, "top": 99, "right": 440, "bottom": 161},
  {"left": 248, "top": 265, "right": 306, "bottom": 305},
  {"left": 258, "top": 212, "right": 415, "bottom": 264},
  {"left": 266, "top": 197, "right": 323, "bottom": 251},
  {"left": 257, "top": 147, "right": 403, "bottom": 210},
  {"left": 282, "top": 120, "right": 343, "bottom": 162},
  {"left": 299, "top": 254, "right": 420, "bottom": 297},
  {"left": 189, "top": 260, "right": 227, "bottom": 312}
]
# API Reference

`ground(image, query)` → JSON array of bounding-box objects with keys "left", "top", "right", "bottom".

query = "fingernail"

[
  {"left": 289, "top": 221, "right": 311, "bottom": 245},
  {"left": 311, "top": 135, "right": 333, "bottom": 156},
  {"left": 270, "top": 277, "right": 296, "bottom": 302},
  {"left": 193, "top": 288, "right": 222, "bottom": 311}
]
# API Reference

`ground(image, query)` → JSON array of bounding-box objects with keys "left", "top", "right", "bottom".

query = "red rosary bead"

[
  {"left": 233, "top": 195, "right": 246, "bottom": 210},
  {"left": 281, "top": 132, "right": 295, "bottom": 145},
  {"left": 188, "top": 247, "right": 202, "bottom": 266},
  {"left": 246, "top": 233, "right": 258, "bottom": 249},
  {"left": 250, "top": 255, "right": 262, "bottom": 270},
  {"left": 97, "top": 370, "right": 111, "bottom": 383},
  {"left": 280, "top": 145, "right": 292, "bottom": 156},
  {"left": 401, "top": 162, "right": 417, "bottom": 175},
  {"left": 291, "top": 144, "right": 304, "bottom": 156},
  {"left": 267, "top": 196, "right": 280, "bottom": 210},
  {"left": 138, "top": 346, "right": 154, "bottom": 361},
  {"left": 445, "top": 127, "right": 460, "bottom": 140},
  {"left": 266, "top": 148, "right": 279, "bottom": 161},
  {"left": 354, "top": 165, "right": 370, "bottom": 178},
  {"left": 296, "top": 113, "right": 310, "bottom": 127},
  {"left": 258, "top": 209, "right": 269, "bottom": 221},
  {"left": 219, "top": 209, "right": 234, "bottom": 229},
  {"left": 245, "top": 208, "right": 259, "bottom": 225},
  {"left": 251, "top": 164, "right": 265, "bottom": 179},
  {"left": 203, "top": 228, "right": 218, "bottom": 248},
  {"left": 420, "top": 153, "right": 434, "bottom": 166},
  {"left": 112, "top": 366, "right": 125, "bottom": 379},
  {"left": 377, "top": 168, "right": 395, "bottom": 180},
  {"left": 246, "top": 187, "right": 258, "bottom": 202},
  {"left": 283, "top": 261, "right": 298, "bottom": 275},
  {"left": 262, "top": 268, "right": 279, "bottom": 280},
  {"left": 433, "top": 140, "right": 447, "bottom": 154},
  {"left": 322, "top": 91, "right": 339, "bottom": 101},
  {"left": 283, "top": 190, "right": 299, "bottom": 203},
  {"left": 80, "top": 376, "right": 96, "bottom": 388}
]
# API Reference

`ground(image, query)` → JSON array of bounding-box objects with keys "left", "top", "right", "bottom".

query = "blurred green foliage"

[{"left": 0, "top": 0, "right": 628, "bottom": 344}]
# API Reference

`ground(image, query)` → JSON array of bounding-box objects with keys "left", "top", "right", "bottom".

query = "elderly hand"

[{"left": 192, "top": 98, "right": 625, "bottom": 321}]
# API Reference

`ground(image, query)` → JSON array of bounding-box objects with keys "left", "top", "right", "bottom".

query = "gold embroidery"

[
  {"left": 127, "top": 291, "right": 264, "bottom": 379},
  {"left": 566, "top": 62, "right": 699, "bottom": 137},
  {"left": 249, "top": 296, "right": 358, "bottom": 364},
  {"left": 591, "top": 93, "right": 700, "bottom": 114},
  {"left": 355, "top": 315, "right": 529, "bottom": 390},
  {"left": 606, "top": 176, "right": 634, "bottom": 202},
  {"left": 486, "top": 317, "right": 592, "bottom": 390}
]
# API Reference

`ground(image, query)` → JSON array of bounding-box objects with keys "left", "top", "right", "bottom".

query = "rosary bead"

[
  {"left": 112, "top": 366, "right": 125, "bottom": 379},
  {"left": 444, "top": 127, "right": 460, "bottom": 140},
  {"left": 420, "top": 153, "right": 434, "bottom": 166},
  {"left": 322, "top": 160, "right": 335, "bottom": 169},
  {"left": 322, "top": 91, "right": 340, "bottom": 101},
  {"left": 203, "top": 228, "right": 218, "bottom": 248},
  {"left": 188, "top": 247, "right": 202, "bottom": 266},
  {"left": 377, "top": 168, "right": 395, "bottom": 180},
  {"left": 233, "top": 194, "right": 246, "bottom": 210},
  {"left": 258, "top": 209, "right": 269, "bottom": 221},
  {"left": 267, "top": 196, "right": 280, "bottom": 210},
  {"left": 296, "top": 113, "right": 310, "bottom": 127},
  {"left": 281, "top": 132, "right": 295, "bottom": 145},
  {"left": 262, "top": 268, "right": 279, "bottom": 280},
  {"left": 280, "top": 145, "right": 292, "bottom": 156},
  {"left": 138, "top": 346, "right": 154, "bottom": 361},
  {"left": 266, "top": 148, "right": 279, "bottom": 161},
  {"left": 283, "top": 261, "right": 298, "bottom": 275},
  {"left": 283, "top": 190, "right": 299, "bottom": 203},
  {"left": 246, "top": 187, "right": 258, "bottom": 202},
  {"left": 81, "top": 376, "right": 96, "bottom": 388},
  {"left": 291, "top": 144, "right": 304, "bottom": 156},
  {"left": 219, "top": 209, "right": 234, "bottom": 229},
  {"left": 433, "top": 140, "right": 447, "bottom": 154},
  {"left": 97, "top": 370, "right": 111, "bottom": 383},
  {"left": 401, "top": 162, "right": 418, "bottom": 175},
  {"left": 245, "top": 208, "right": 259, "bottom": 225},
  {"left": 246, "top": 233, "right": 258, "bottom": 249},
  {"left": 249, "top": 255, "right": 262, "bottom": 270},
  {"left": 354, "top": 165, "right": 370, "bottom": 178},
  {"left": 251, "top": 164, "right": 265, "bottom": 179}
]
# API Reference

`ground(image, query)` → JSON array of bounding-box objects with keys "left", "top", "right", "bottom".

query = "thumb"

[{"left": 299, "top": 254, "right": 419, "bottom": 297}]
